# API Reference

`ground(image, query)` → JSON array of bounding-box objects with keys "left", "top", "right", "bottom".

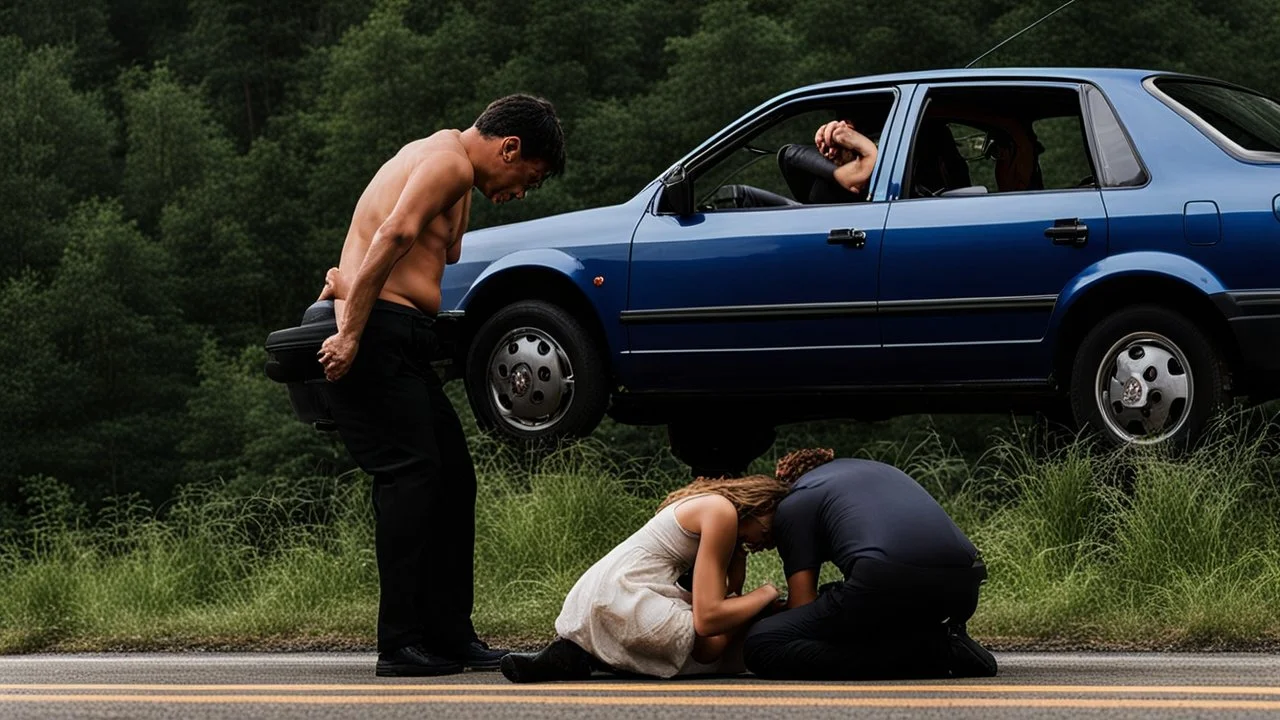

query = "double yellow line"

[{"left": 3, "top": 683, "right": 1280, "bottom": 710}]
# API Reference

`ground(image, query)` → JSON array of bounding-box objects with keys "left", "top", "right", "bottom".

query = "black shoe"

[
  {"left": 499, "top": 638, "right": 595, "bottom": 683},
  {"left": 947, "top": 624, "right": 998, "bottom": 678},
  {"left": 375, "top": 645, "right": 464, "bottom": 677},
  {"left": 453, "top": 639, "right": 509, "bottom": 670}
]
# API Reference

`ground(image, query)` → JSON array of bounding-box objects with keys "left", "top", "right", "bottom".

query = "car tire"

[
  {"left": 464, "top": 300, "right": 608, "bottom": 445},
  {"left": 1069, "top": 305, "right": 1230, "bottom": 448}
]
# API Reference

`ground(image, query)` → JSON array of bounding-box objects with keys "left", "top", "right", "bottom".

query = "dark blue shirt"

[{"left": 773, "top": 458, "right": 977, "bottom": 578}]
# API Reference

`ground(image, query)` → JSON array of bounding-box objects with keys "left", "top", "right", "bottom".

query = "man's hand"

[
  {"left": 318, "top": 331, "right": 359, "bottom": 382},
  {"left": 815, "top": 120, "right": 857, "bottom": 164},
  {"left": 317, "top": 267, "right": 349, "bottom": 301},
  {"left": 815, "top": 120, "right": 878, "bottom": 194}
]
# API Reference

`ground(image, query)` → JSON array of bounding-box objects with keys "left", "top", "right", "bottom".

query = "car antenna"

[{"left": 965, "top": 0, "right": 1083, "bottom": 69}]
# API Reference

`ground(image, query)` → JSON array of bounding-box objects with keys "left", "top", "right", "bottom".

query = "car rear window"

[{"left": 1153, "top": 78, "right": 1280, "bottom": 157}]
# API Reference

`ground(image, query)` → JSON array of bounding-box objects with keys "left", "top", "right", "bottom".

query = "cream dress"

[{"left": 553, "top": 494, "right": 747, "bottom": 678}]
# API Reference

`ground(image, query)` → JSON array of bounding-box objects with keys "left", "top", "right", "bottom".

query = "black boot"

[
  {"left": 499, "top": 638, "right": 596, "bottom": 683},
  {"left": 946, "top": 623, "right": 998, "bottom": 677},
  {"left": 376, "top": 645, "right": 463, "bottom": 677}
]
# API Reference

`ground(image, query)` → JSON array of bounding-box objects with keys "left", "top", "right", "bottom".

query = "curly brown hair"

[
  {"left": 656, "top": 474, "right": 790, "bottom": 519},
  {"left": 774, "top": 447, "right": 836, "bottom": 486}
]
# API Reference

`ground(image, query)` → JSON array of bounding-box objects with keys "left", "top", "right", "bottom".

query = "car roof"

[{"left": 789, "top": 66, "right": 1187, "bottom": 95}]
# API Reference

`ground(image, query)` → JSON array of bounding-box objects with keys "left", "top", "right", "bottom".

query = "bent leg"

[{"left": 744, "top": 582, "right": 954, "bottom": 680}]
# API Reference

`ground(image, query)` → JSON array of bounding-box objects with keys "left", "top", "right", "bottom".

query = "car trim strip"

[
  {"left": 623, "top": 338, "right": 1041, "bottom": 355},
  {"left": 619, "top": 294, "right": 1057, "bottom": 324},
  {"left": 877, "top": 294, "right": 1058, "bottom": 314},
  {"left": 620, "top": 301, "right": 877, "bottom": 323},
  {"left": 1229, "top": 290, "right": 1280, "bottom": 307},
  {"left": 622, "top": 343, "right": 880, "bottom": 355}
]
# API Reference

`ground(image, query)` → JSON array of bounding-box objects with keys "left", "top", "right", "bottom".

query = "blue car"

[{"left": 270, "top": 67, "right": 1280, "bottom": 472}]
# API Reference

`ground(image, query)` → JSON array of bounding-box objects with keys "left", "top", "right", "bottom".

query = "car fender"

[
  {"left": 1047, "top": 251, "right": 1227, "bottom": 358},
  {"left": 456, "top": 247, "right": 626, "bottom": 359},
  {"left": 459, "top": 248, "right": 586, "bottom": 305}
]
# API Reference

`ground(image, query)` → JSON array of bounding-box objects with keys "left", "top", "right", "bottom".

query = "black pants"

[
  {"left": 324, "top": 300, "right": 478, "bottom": 655},
  {"left": 743, "top": 558, "right": 986, "bottom": 680}
]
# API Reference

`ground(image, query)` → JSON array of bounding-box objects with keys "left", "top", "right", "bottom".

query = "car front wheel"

[
  {"left": 1069, "top": 305, "right": 1230, "bottom": 447},
  {"left": 464, "top": 300, "right": 609, "bottom": 445}
]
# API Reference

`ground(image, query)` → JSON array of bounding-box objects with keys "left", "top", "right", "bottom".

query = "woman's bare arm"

[{"left": 679, "top": 496, "right": 780, "bottom": 638}]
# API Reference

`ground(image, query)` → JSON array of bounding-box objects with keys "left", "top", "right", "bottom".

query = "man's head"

[
  {"left": 775, "top": 447, "right": 835, "bottom": 486},
  {"left": 472, "top": 93, "right": 565, "bottom": 204}
]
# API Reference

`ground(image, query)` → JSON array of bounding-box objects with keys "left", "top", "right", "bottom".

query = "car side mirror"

[{"left": 660, "top": 164, "right": 694, "bottom": 216}]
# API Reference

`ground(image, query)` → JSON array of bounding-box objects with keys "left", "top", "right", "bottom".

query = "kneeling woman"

[{"left": 501, "top": 475, "right": 789, "bottom": 682}]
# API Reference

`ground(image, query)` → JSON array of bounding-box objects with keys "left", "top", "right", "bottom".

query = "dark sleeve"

[{"left": 774, "top": 492, "right": 823, "bottom": 578}]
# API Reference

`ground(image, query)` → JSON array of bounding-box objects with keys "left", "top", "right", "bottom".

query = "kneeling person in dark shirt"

[{"left": 743, "top": 448, "right": 997, "bottom": 680}]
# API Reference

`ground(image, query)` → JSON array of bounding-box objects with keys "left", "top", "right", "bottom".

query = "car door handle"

[
  {"left": 827, "top": 228, "right": 867, "bottom": 248},
  {"left": 1045, "top": 219, "right": 1088, "bottom": 247}
]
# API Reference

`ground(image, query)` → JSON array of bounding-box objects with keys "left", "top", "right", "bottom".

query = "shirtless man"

[{"left": 315, "top": 94, "right": 565, "bottom": 677}]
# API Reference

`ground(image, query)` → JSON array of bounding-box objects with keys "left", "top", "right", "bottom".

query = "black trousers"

[
  {"left": 743, "top": 557, "right": 986, "bottom": 680},
  {"left": 324, "top": 300, "right": 478, "bottom": 655}
]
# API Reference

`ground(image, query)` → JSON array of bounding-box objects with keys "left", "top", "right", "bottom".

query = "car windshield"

[{"left": 1154, "top": 79, "right": 1280, "bottom": 154}]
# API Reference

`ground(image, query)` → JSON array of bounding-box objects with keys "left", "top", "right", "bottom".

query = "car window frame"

[
  {"left": 1143, "top": 74, "right": 1280, "bottom": 164},
  {"left": 895, "top": 80, "right": 1105, "bottom": 202},
  {"left": 652, "top": 86, "right": 902, "bottom": 216}
]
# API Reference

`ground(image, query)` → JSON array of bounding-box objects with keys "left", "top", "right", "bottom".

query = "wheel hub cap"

[
  {"left": 1120, "top": 376, "right": 1146, "bottom": 408},
  {"left": 486, "top": 327, "right": 575, "bottom": 433},
  {"left": 1095, "top": 332, "right": 1192, "bottom": 444},
  {"left": 510, "top": 364, "right": 532, "bottom": 397}
]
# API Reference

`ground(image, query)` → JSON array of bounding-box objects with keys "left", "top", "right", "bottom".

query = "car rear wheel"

[
  {"left": 465, "top": 300, "right": 608, "bottom": 445},
  {"left": 1069, "top": 305, "right": 1229, "bottom": 447}
]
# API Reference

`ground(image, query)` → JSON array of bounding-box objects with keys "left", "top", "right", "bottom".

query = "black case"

[{"left": 264, "top": 301, "right": 339, "bottom": 431}]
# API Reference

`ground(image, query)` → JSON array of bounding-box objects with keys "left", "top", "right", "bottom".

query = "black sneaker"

[
  {"left": 455, "top": 639, "right": 510, "bottom": 670},
  {"left": 376, "top": 645, "right": 464, "bottom": 677},
  {"left": 947, "top": 624, "right": 998, "bottom": 678},
  {"left": 500, "top": 638, "right": 595, "bottom": 683}
]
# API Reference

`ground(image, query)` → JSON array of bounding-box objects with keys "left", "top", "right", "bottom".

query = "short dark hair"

[{"left": 474, "top": 94, "right": 566, "bottom": 178}]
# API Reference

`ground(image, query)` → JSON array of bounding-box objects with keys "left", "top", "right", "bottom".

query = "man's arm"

[
  {"left": 318, "top": 153, "right": 472, "bottom": 381},
  {"left": 830, "top": 127, "right": 878, "bottom": 194},
  {"left": 785, "top": 568, "right": 819, "bottom": 609}
]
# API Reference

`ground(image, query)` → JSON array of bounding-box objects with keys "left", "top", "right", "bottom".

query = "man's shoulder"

[{"left": 404, "top": 132, "right": 475, "bottom": 183}]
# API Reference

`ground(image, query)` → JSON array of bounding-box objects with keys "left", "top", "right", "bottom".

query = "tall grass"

[{"left": 2, "top": 413, "right": 1278, "bottom": 652}]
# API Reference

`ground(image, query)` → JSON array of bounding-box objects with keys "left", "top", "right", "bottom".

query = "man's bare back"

[{"left": 337, "top": 130, "right": 473, "bottom": 317}]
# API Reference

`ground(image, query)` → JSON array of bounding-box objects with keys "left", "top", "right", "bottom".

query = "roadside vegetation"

[{"left": 3, "top": 381, "right": 1276, "bottom": 653}]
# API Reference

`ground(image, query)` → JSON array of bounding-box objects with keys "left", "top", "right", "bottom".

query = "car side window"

[
  {"left": 905, "top": 85, "right": 1100, "bottom": 198},
  {"left": 1083, "top": 85, "right": 1148, "bottom": 187},
  {"left": 689, "top": 93, "right": 895, "bottom": 212}
]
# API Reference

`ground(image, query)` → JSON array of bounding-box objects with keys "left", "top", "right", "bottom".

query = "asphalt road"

[{"left": 4, "top": 652, "right": 1280, "bottom": 719}]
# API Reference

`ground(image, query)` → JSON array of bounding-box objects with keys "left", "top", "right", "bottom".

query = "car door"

[
  {"left": 621, "top": 89, "right": 904, "bottom": 392},
  {"left": 878, "top": 81, "right": 1110, "bottom": 384}
]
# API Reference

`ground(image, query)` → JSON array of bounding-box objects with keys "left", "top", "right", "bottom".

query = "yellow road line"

[
  {"left": 4, "top": 683, "right": 1280, "bottom": 695},
  {"left": 4, "top": 694, "right": 1280, "bottom": 710}
]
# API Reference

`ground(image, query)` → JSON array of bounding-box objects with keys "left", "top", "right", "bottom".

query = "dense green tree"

[
  {"left": 0, "top": 276, "right": 72, "bottom": 489},
  {"left": 40, "top": 200, "right": 199, "bottom": 502},
  {"left": 120, "top": 65, "right": 235, "bottom": 231},
  {"left": 0, "top": 0, "right": 118, "bottom": 85},
  {"left": 3, "top": 0, "right": 1280, "bottom": 520},
  {"left": 0, "top": 39, "right": 116, "bottom": 277}
]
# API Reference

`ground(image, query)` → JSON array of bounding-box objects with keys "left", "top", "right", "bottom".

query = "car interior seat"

[{"left": 911, "top": 119, "right": 971, "bottom": 197}]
